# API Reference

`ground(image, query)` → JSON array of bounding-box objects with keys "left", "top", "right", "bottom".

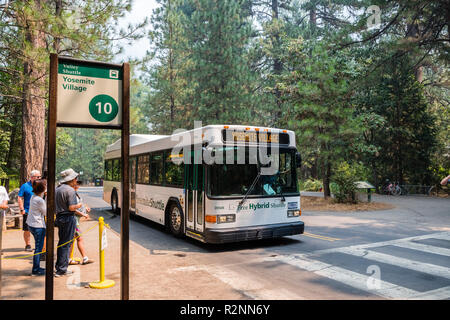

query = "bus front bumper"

[{"left": 204, "top": 221, "right": 305, "bottom": 244}]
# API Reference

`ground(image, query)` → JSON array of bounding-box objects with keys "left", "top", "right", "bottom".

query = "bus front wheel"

[
  {"left": 169, "top": 202, "right": 184, "bottom": 237},
  {"left": 111, "top": 190, "right": 120, "bottom": 215}
]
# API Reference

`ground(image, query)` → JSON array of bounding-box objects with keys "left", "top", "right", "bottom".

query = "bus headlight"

[
  {"left": 287, "top": 210, "right": 301, "bottom": 217},
  {"left": 217, "top": 214, "right": 236, "bottom": 224}
]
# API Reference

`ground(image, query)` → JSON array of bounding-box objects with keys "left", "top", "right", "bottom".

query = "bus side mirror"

[{"left": 296, "top": 152, "right": 302, "bottom": 168}]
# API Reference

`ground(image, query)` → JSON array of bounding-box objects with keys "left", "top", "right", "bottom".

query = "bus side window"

[
  {"left": 150, "top": 153, "right": 163, "bottom": 185},
  {"left": 130, "top": 157, "right": 136, "bottom": 184},
  {"left": 104, "top": 160, "right": 108, "bottom": 180},
  {"left": 165, "top": 152, "right": 183, "bottom": 187},
  {"left": 137, "top": 154, "right": 149, "bottom": 184},
  {"left": 113, "top": 159, "right": 121, "bottom": 181},
  {"left": 119, "top": 159, "right": 122, "bottom": 181},
  {"left": 105, "top": 160, "right": 113, "bottom": 181}
]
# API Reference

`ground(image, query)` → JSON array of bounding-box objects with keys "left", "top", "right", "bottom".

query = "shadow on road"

[{"left": 89, "top": 207, "right": 302, "bottom": 255}]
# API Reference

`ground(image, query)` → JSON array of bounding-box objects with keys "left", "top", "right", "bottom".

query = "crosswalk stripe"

[
  {"left": 406, "top": 286, "right": 450, "bottom": 300},
  {"left": 263, "top": 254, "right": 418, "bottom": 299},
  {"left": 334, "top": 247, "right": 450, "bottom": 280},
  {"left": 263, "top": 231, "right": 450, "bottom": 300},
  {"left": 171, "top": 232, "right": 450, "bottom": 300},
  {"left": 432, "top": 233, "right": 450, "bottom": 241},
  {"left": 314, "top": 231, "right": 450, "bottom": 253},
  {"left": 169, "top": 264, "right": 305, "bottom": 300},
  {"left": 393, "top": 241, "right": 450, "bottom": 257}
]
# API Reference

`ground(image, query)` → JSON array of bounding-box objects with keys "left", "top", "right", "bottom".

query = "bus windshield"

[{"left": 207, "top": 147, "right": 298, "bottom": 197}]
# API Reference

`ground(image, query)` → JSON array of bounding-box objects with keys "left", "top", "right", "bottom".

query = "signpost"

[{"left": 47, "top": 54, "right": 130, "bottom": 300}]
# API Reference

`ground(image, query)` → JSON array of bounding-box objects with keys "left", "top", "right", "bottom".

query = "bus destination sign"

[{"left": 222, "top": 130, "right": 289, "bottom": 144}]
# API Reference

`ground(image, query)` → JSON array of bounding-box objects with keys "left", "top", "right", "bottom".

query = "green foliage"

[
  {"left": 0, "top": 0, "right": 147, "bottom": 181},
  {"left": 56, "top": 128, "right": 120, "bottom": 183},
  {"left": 332, "top": 162, "right": 359, "bottom": 204},
  {"left": 1, "top": 0, "right": 447, "bottom": 197},
  {"left": 355, "top": 55, "right": 438, "bottom": 185},
  {"left": 181, "top": 0, "right": 255, "bottom": 125},
  {"left": 142, "top": 0, "right": 191, "bottom": 133},
  {"left": 0, "top": 165, "right": 7, "bottom": 179},
  {"left": 302, "top": 179, "right": 323, "bottom": 192},
  {"left": 276, "top": 39, "right": 362, "bottom": 196},
  {"left": 6, "top": 174, "right": 20, "bottom": 190}
]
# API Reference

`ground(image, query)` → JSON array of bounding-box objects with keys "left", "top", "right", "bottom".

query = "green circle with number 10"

[{"left": 89, "top": 94, "right": 119, "bottom": 122}]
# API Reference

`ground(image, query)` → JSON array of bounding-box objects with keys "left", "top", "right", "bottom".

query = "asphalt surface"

[
  {"left": 78, "top": 187, "right": 450, "bottom": 300},
  {"left": 1, "top": 187, "right": 448, "bottom": 300}
]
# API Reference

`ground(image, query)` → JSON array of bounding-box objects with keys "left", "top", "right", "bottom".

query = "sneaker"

[
  {"left": 25, "top": 245, "right": 33, "bottom": 252},
  {"left": 81, "top": 258, "right": 94, "bottom": 265},
  {"left": 31, "top": 269, "right": 45, "bottom": 276},
  {"left": 54, "top": 270, "right": 74, "bottom": 277},
  {"left": 69, "top": 259, "right": 80, "bottom": 265}
]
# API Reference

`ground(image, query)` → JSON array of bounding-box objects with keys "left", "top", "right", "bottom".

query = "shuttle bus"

[{"left": 103, "top": 125, "right": 304, "bottom": 243}]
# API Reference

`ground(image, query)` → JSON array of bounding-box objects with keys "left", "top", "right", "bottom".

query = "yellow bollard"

[
  {"left": 89, "top": 217, "right": 115, "bottom": 289},
  {"left": 69, "top": 239, "right": 81, "bottom": 265}
]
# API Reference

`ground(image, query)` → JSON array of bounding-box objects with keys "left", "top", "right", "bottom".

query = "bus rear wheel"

[
  {"left": 169, "top": 202, "right": 184, "bottom": 237},
  {"left": 111, "top": 190, "right": 120, "bottom": 215}
]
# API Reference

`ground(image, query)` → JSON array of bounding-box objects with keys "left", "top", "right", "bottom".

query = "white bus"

[{"left": 103, "top": 125, "right": 304, "bottom": 243}]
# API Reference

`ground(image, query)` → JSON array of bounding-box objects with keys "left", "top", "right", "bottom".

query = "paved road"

[{"left": 79, "top": 187, "right": 450, "bottom": 300}]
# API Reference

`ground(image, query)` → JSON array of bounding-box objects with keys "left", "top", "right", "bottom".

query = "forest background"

[{"left": 0, "top": 0, "right": 448, "bottom": 198}]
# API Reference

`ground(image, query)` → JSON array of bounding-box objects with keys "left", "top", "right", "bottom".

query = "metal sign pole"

[
  {"left": 45, "top": 53, "right": 58, "bottom": 300},
  {"left": 120, "top": 62, "right": 130, "bottom": 300}
]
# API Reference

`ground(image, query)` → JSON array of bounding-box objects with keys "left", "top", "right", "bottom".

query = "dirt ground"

[{"left": 301, "top": 196, "right": 395, "bottom": 212}]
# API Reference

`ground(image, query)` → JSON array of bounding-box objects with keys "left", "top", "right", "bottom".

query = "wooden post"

[
  {"left": 120, "top": 62, "right": 130, "bottom": 300},
  {"left": 46, "top": 53, "right": 58, "bottom": 300}
]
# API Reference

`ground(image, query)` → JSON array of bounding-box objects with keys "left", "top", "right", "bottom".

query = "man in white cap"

[{"left": 54, "top": 168, "right": 83, "bottom": 277}]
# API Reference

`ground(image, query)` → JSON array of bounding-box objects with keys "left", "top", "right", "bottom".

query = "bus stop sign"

[
  {"left": 47, "top": 54, "right": 130, "bottom": 300},
  {"left": 57, "top": 58, "right": 123, "bottom": 127}
]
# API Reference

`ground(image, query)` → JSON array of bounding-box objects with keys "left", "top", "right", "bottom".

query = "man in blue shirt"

[{"left": 18, "top": 170, "right": 41, "bottom": 252}]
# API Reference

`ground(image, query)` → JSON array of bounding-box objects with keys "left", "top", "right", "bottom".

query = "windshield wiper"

[
  {"left": 278, "top": 185, "right": 286, "bottom": 202},
  {"left": 237, "top": 171, "right": 261, "bottom": 212}
]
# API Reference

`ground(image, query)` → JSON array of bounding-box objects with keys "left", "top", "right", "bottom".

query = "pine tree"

[
  {"left": 361, "top": 56, "right": 438, "bottom": 185},
  {"left": 277, "top": 40, "right": 361, "bottom": 197},
  {"left": 0, "top": 0, "right": 146, "bottom": 183},
  {"left": 143, "top": 0, "right": 190, "bottom": 134},
  {"left": 180, "top": 0, "right": 254, "bottom": 125}
]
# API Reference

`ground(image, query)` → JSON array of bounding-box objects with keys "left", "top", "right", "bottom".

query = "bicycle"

[{"left": 383, "top": 181, "right": 401, "bottom": 196}]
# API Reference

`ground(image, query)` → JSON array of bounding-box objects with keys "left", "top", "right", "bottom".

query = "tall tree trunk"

[
  {"left": 371, "top": 159, "right": 379, "bottom": 193},
  {"left": 5, "top": 103, "right": 21, "bottom": 169},
  {"left": 20, "top": 1, "right": 47, "bottom": 184},
  {"left": 271, "top": 0, "right": 283, "bottom": 125},
  {"left": 168, "top": 0, "right": 175, "bottom": 124},
  {"left": 310, "top": 3, "right": 317, "bottom": 30},
  {"left": 309, "top": 0, "right": 317, "bottom": 40},
  {"left": 43, "top": 0, "right": 63, "bottom": 177},
  {"left": 322, "top": 160, "right": 331, "bottom": 199},
  {"left": 406, "top": 22, "right": 423, "bottom": 82}
]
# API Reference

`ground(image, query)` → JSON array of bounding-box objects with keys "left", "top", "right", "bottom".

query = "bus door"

[
  {"left": 130, "top": 156, "right": 136, "bottom": 211},
  {"left": 185, "top": 150, "right": 204, "bottom": 233}
]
